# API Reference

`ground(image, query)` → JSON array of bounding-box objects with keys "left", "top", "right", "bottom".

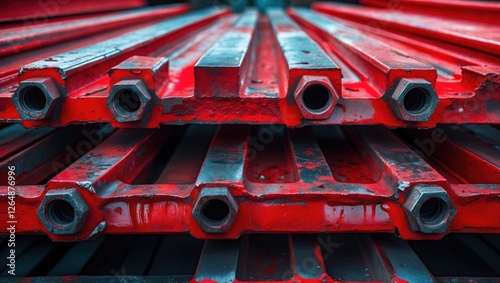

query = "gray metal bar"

[
  {"left": 194, "top": 240, "right": 240, "bottom": 283},
  {"left": 195, "top": 9, "right": 258, "bottom": 98},
  {"left": 196, "top": 126, "right": 248, "bottom": 185},
  {"left": 291, "top": 235, "right": 325, "bottom": 279},
  {"left": 368, "top": 234, "right": 437, "bottom": 283}
]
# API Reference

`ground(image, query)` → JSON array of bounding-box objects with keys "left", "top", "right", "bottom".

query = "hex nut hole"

[
  {"left": 302, "top": 84, "right": 332, "bottom": 113},
  {"left": 419, "top": 197, "right": 448, "bottom": 226},
  {"left": 21, "top": 86, "right": 47, "bottom": 112},
  {"left": 46, "top": 199, "right": 76, "bottom": 227},
  {"left": 201, "top": 199, "right": 230, "bottom": 225},
  {"left": 114, "top": 89, "right": 141, "bottom": 114},
  {"left": 403, "top": 87, "right": 431, "bottom": 115}
]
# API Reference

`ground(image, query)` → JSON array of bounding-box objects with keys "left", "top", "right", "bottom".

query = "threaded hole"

[
  {"left": 201, "top": 199, "right": 230, "bottom": 224},
  {"left": 403, "top": 88, "right": 431, "bottom": 115},
  {"left": 419, "top": 197, "right": 448, "bottom": 226},
  {"left": 21, "top": 86, "right": 47, "bottom": 112},
  {"left": 302, "top": 84, "right": 332, "bottom": 113},
  {"left": 46, "top": 200, "right": 75, "bottom": 227},
  {"left": 114, "top": 89, "right": 141, "bottom": 114}
]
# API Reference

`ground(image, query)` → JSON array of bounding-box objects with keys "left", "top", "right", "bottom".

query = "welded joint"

[
  {"left": 12, "top": 77, "right": 61, "bottom": 120},
  {"left": 37, "top": 188, "right": 90, "bottom": 235},
  {"left": 192, "top": 187, "right": 238, "bottom": 234},
  {"left": 106, "top": 79, "right": 152, "bottom": 122},
  {"left": 292, "top": 75, "right": 339, "bottom": 120},
  {"left": 387, "top": 78, "right": 439, "bottom": 122},
  {"left": 403, "top": 185, "right": 456, "bottom": 234}
]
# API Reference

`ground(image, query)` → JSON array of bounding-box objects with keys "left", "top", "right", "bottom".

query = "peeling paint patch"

[{"left": 397, "top": 181, "right": 410, "bottom": 191}]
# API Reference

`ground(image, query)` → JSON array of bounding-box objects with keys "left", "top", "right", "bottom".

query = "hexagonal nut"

[
  {"left": 37, "top": 188, "right": 89, "bottom": 235},
  {"left": 192, "top": 187, "right": 238, "bottom": 233},
  {"left": 387, "top": 78, "right": 439, "bottom": 122},
  {"left": 293, "top": 75, "right": 339, "bottom": 120},
  {"left": 11, "top": 77, "right": 61, "bottom": 120},
  {"left": 106, "top": 79, "right": 152, "bottom": 122},
  {"left": 403, "top": 185, "right": 457, "bottom": 233}
]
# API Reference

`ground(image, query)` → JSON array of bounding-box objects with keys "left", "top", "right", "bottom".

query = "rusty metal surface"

[
  {"left": 0, "top": 3, "right": 499, "bottom": 127},
  {"left": 0, "top": 124, "right": 498, "bottom": 241},
  {"left": 0, "top": 233, "right": 498, "bottom": 281}
]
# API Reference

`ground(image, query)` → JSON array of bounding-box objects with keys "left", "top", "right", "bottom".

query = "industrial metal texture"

[
  {"left": 0, "top": 233, "right": 499, "bottom": 281},
  {"left": 0, "top": 2, "right": 499, "bottom": 128},
  {"left": 0, "top": 123, "right": 498, "bottom": 241},
  {"left": 0, "top": 1, "right": 499, "bottom": 281}
]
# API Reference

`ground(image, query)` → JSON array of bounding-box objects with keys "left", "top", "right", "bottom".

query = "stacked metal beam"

[
  {"left": 1, "top": 123, "right": 499, "bottom": 242},
  {"left": 1, "top": 233, "right": 499, "bottom": 281},
  {"left": 0, "top": 2, "right": 499, "bottom": 128},
  {"left": 0, "top": 0, "right": 499, "bottom": 281}
]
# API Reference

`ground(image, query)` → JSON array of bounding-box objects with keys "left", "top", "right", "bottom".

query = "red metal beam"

[
  {"left": 17, "top": 7, "right": 228, "bottom": 96},
  {"left": 0, "top": 0, "right": 147, "bottom": 23},
  {"left": 289, "top": 8, "right": 437, "bottom": 93},
  {"left": 0, "top": 19, "right": 171, "bottom": 86},
  {"left": 0, "top": 7, "right": 499, "bottom": 127},
  {"left": 195, "top": 9, "right": 259, "bottom": 98},
  {"left": 361, "top": 0, "right": 500, "bottom": 25},
  {"left": 2, "top": 233, "right": 498, "bottom": 281},
  {"left": 312, "top": 2, "right": 500, "bottom": 57},
  {"left": 0, "top": 4, "right": 190, "bottom": 57},
  {"left": 0, "top": 124, "right": 498, "bottom": 241}
]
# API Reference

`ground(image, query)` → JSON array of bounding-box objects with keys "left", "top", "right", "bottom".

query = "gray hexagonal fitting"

[
  {"left": 192, "top": 187, "right": 238, "bottom": 234},
  {"left": 403, "top": 185, "right": 457, "bottom": 234},
  {"left": 293, "top": 75, "right": 339, "bottom": 120},
  {"left": 387, "top": 78, "right": 439, "bottom": 122},
  {"left": 37, "top": 188, "right": 89, "bottom": 235},
  {"left": 106, "top": 79, "right": 152, "bottom": 122},
  {"left": 12, "top": 77, "right": 61, "bottom": 120}
]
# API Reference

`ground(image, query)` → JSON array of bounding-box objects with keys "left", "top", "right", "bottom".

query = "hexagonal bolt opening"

[
  {"left": 388, "top": 78, "right": 439, "bottom": 122},
  {"left": 404, "top": 185, "right": 456, "bottom": 234},
  {"left": 301, "top": 84, "right": 332, "bottom": 114},
  {"left": 113, "top": 89, "right": 142, "bottom": 115},
  {"left": 418, "top": 197, "right": 448, "bottom": 226},
  {"left": 20, "top": 86, "right": 48, "bottom": 112},
  {"left": 38, "top": 188, "right": 90, "bottom": 235},
  {"left": 403, "top": 87, "right": 432, "bottom": 115},
  {"left": 45, "top": 199, "right": 76, "bottom": 227},
  {"left": 13, "top": 78, "right": 61, "bottom": 120},
  {"left": 193, "top": 187, "right": 238, "bottom": 233},
  {"left": 200, "top": 199, "right": 231, "bottom": 226}
]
